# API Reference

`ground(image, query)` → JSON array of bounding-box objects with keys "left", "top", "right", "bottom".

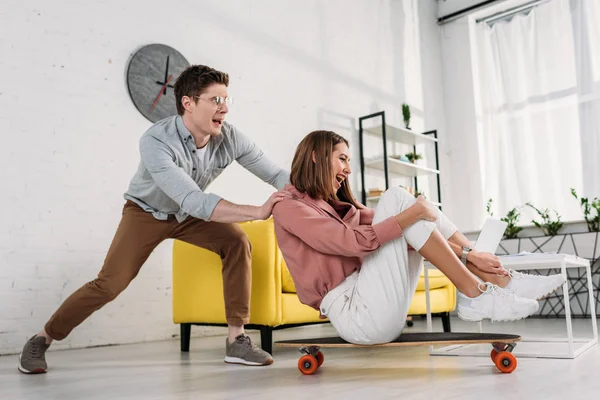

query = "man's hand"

[
  {"left": 468, "top": 250, "right": 509, "bottom": 276},
  {"left": 416, "top": 195, "right": 438, "bottom": 222},
  {"left": 256, "top": 189, "right": 293, "bottom": 220}
]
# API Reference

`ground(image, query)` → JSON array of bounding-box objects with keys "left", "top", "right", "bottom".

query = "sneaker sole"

[
  {"left": 224, "top": 356, "right": 273, "bottom": 366},
  {"left": 457, "top": 309, "right": 538, "bottom": 323},
  {"left": 535, "top": 280, "right": 567, "bottom": 300},
  {"left": 17, "top": 354, "right": 47, "bottom": 374}
]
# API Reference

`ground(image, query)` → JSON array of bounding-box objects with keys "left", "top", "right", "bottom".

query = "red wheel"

[
  {"left": 298, "top": 354, "right": 318, "bottom": 375},
  {"left": 490, "top": 349, "right": 499, "bottom": 363},
  {"left": 315, "top": 351, "right": 325, "bottom": 367},
  {"left": 495, "top": 352, "right": 517, "bottom": 373}
]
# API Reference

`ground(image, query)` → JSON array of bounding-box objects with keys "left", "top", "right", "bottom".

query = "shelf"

[
  {"left": 366, "top": 196, "right": 441, "bottom": 208},
  {"left": 365, "top": 157, "right": 440, "bottom": 177},
  {"left": 363, "top": 124, "right": 437, "bottom": 146}
]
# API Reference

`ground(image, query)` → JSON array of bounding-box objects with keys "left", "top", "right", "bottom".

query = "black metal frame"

[
  {"left": 179, "top": 314, "right": 451, "bottom": 355},
  {"left": 358, "top": 111, "right": 441, "bottom": 209},
  {"left": 179, "top": 322, "right": 331, "bottom": 355}
]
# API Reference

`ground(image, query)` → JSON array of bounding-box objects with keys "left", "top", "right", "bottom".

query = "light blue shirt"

[{"left": 124, "top": 116, "right": 289, "bottom": 222}]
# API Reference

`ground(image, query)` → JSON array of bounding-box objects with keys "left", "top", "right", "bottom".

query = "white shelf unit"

[
  {"left": 364, "top": 157, "right": 440, "bottom": 177},
  {"left": 363, "top": 124, "right": 438, "bottom": 146},
  {"left": 358, "top": 111, "right": 442, "bottom": 209}
]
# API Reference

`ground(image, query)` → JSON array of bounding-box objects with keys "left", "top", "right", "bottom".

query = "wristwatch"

[{"left": 461, "top": 246, "right": 472, "bottom": 265}]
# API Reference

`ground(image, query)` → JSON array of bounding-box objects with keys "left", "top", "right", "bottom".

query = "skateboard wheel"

[
  {"left": 495, "top": 352, "right": 517, "bottom": 373},
  {"left": 298, "top": 354, "right": 318, "bottom": 375},
  {"left": 490, "top": 349, "right": 498, "bottom": 363},
  {"left": 315, "top": 351, "right": 325, "bottom": 367}
]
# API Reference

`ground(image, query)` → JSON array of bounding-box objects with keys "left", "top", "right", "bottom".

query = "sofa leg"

[
  {"left": 441, "top": 312, "right": 451, "bottom": 332},
  {"left": 259, "top": 326, "right": 273, "bottom": 355},
  {"left": 180, "top": 323, "right": 191, "bottom": 352}
]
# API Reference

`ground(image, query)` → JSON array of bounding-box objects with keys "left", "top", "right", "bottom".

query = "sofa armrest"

[{"left": 172, "top": 219, "right": 283, "bottom": 326}]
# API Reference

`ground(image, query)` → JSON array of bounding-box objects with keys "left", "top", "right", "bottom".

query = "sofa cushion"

[
  {"left": 281, "top": 293, "right": 323, "bottom": 324},
  {"left": 415, "top": 268, "right": 451, "bottom": 291},
  {"left": 281, "top": 259, "right": 297, "bottom": 293}
]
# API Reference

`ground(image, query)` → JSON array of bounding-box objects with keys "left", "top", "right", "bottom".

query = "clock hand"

[
  {"left": 149, "top": 74, "right": 173, "bottom": 112},
  {"left": 163, "top": 56, "right": 170, "bottom": 96},
  {"left": 155, "top": 81, "right": 174, "bottom": 88}
]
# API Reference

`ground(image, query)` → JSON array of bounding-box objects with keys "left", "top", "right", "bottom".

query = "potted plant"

[
  {"left": 486, "top": 198, "right": 523, "bottom": 239},
  {"left": 405, "top": 152, "right": 422, "bottom": 164},
  {"left": 526, "top": 202, "right": 564, "bottom": 236},
  {"left": 502, "top": 207, "right": 525, "bottom": 239},
  {"left": 402, "top": 103, "right": 411, "bottom": 130},
  {"left": 571, "top": 188, "right": 600, "bottom": 232}
]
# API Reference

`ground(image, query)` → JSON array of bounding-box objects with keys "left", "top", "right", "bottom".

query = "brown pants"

[{"left": 45, "top": 201, "right": 252, "bottom": 340}]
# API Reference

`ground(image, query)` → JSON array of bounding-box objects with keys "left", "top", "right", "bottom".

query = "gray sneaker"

[
  {"left": 224, "top": 334, "right": 273, "bottom": 366},
  {"left": 18, "top": 335, "right": 50, "bottom": 374}
]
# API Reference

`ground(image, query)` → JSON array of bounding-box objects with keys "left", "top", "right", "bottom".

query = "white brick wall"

[{"left": 0, "top": 0, "right": 444, "bottom": 355}]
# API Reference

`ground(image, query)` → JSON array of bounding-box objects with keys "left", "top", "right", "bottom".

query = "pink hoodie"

[{"left": 272, "top": 184, "right": 403, "bottom": 313}]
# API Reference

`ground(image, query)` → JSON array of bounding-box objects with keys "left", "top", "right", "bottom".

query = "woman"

[{"left": 272, "top": 130, "right": 566, "bottom": 344}]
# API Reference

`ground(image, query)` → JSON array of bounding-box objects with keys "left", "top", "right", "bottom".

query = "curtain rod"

[
  {"left": 437, "top": 0, "right": 500, "bottom": 25},
  {"left": 476, "top": 0, "right": 550, "bottom": 24}
]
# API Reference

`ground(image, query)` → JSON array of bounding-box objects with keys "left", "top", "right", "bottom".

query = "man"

[{"left": 18, "top": 65, "right": 291, "bottom": 373}]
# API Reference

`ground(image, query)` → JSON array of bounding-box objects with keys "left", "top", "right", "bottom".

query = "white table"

[{"left": 424, "top": 253, "right": 598, "bottom": 359}]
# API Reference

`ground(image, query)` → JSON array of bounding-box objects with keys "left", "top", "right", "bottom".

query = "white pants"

[{"left": 320, "top": 187, "right": 458, "bottom": 344}]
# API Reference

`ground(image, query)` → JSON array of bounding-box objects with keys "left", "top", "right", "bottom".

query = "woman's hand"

[
  {"left": 416, "top": 195, "right": 437, "bottom": 222},
  {"left": 468, "top": 250, "right": 509, "bottom": 276},
  {"left": 394, "top": 195, "right": 437, "bottom": 230}
]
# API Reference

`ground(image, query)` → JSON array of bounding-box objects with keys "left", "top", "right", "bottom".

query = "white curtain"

[{"left": 472, "top": 0, "right": 600, "bottom": 223}]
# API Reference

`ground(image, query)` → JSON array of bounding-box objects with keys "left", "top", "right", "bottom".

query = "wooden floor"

[{"left": 1, "top": 317, "right": 598, "bottom": 400}]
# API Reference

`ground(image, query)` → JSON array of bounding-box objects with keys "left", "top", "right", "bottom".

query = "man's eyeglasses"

[{"left": 194, "top": 96, "right": 233, "bottom": 109}]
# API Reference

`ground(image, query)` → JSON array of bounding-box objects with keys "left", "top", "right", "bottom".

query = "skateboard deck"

[{"left": 275, "top": 332, "right": 521, "bottom": 375}]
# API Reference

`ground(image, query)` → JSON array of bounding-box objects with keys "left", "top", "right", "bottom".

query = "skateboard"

[{"left": 275, "top": 332, "right": 520, "bottom": 375}]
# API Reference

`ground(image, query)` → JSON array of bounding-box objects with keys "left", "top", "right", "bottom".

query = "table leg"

[
  {"left": 586, "top": 262, "right": 598, "bottom": 342},
  {"left": 562, "top": 259, "right": 575, "bottom": 358}
]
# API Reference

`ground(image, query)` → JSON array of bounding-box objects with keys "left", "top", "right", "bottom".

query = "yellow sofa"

[{"left": 172, "top": 218, "right": 456, "bottom": 353}]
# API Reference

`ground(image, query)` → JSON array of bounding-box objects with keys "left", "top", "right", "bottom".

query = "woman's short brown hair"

[{"left": 290, "top": 130, "right": 359, "bottom": 208}]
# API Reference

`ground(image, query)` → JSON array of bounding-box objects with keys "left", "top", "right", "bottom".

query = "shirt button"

[
  {"left": 192, "top": 150, "right": 196, "bottom": 153},
  {"left": 192, "top": 168, "right": 196, "bottom": 171}
]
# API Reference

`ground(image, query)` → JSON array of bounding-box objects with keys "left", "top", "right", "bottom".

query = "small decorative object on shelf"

[
  {"left": 402, "top": 103, "right": 411, "bottom": 130},
  {"left": 368, "top": 188, "right": 384, "bottom": 197},
  {"left": 400, "top": 186, "right": 417, "bottom": 196},
  {"left": 405, "top": 152, "right": 422, "bottom": 164},
  {"left": 390, "top": 154, "right": 410, "bottom": 162}
]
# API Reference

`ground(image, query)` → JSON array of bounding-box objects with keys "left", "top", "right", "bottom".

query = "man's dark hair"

[{"left": 174, "top": 65, "right": 229, "bottom": 115}]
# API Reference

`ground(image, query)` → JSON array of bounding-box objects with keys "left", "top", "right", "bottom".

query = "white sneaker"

[
  {"left": 505, "top": 269, "right": 567, "bottom": 300},
  {"left": 457, "top": 283, "right": 539, "bottom": 322}
]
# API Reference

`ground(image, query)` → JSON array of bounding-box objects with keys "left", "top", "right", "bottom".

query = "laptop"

[{"left": 473, "top": 218, "right": 508, "bottom": 254}]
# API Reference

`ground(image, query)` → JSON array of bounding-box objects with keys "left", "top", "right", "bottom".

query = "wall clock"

[{"left": 126, "top": 44, "right": 190, "bottom": 123}]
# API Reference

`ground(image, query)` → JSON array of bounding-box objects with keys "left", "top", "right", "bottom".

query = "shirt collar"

[
  {"left": 175, "top": 115, "right": 192, "bottom": 141},
  {"left": 175, "top": 115, "right": 224, "bottom": 149},
  {"left": 285, "top": 184, "right": 356, "bottom": 222}
]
